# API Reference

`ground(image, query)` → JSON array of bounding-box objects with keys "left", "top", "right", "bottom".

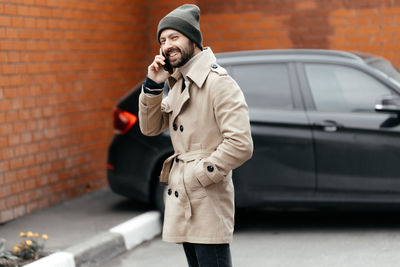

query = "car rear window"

[{"left": 230, "top": 63, "right": 294, "bottom": 110}]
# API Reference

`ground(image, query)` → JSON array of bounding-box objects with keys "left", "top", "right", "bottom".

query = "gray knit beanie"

[{"left": 157, "top": 4, "right": 203, "bottom": 50}]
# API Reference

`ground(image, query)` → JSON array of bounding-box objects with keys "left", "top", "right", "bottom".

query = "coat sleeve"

[
  {"left": 138, "top": 86, "right": 169, "bottom": 136},
  {"left": 195, "top": 75, "right": 254, "bottom": 187}
]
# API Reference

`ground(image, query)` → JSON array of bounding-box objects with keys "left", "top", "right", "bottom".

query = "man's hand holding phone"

[{"left": 147, "top": 50, "right": 173, "bottom": 84}]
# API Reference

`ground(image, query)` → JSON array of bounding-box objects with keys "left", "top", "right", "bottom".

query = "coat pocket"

[{"left": 183, "top": 159, "right": 207, "bottom": 200}]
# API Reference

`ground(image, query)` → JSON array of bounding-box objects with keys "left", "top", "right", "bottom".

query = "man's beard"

[{"left": 169, "top": 41, "right": 195, "bottom": 68}]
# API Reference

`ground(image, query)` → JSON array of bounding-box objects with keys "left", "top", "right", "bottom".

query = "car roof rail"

[{"left": 216, "top": 49, "right": 364, "bottom": 62}]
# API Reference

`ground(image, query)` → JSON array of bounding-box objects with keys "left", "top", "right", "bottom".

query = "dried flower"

[
  {"left": 12, "top": 231, "right": 48, "bottom": 260},
  {"left": 12, "top": 246, "right": 20, "bottom": 254}
]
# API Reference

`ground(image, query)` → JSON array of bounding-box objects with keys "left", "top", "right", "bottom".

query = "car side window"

[
  {"left": 305, "top": 64, "right": 393, "bottom": 113},
  {"left": 231, "top": 63, "right": 294, "bottom": 110}
]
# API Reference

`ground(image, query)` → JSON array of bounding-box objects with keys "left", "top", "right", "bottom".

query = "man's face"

[{"left": 160, "top": 29, "right": 195, "bottom": 68}]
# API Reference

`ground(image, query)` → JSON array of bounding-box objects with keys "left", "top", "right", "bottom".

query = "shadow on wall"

[
  {"left": 198, "top": 0, "right": 400, "bottom": 49},
  {"left": 285, "top": 6, "right": 333, "bottom": 49}
]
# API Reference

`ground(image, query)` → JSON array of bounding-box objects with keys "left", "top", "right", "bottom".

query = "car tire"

[{"left": 154, "top": 182, "right": 167, "bottom": 214}]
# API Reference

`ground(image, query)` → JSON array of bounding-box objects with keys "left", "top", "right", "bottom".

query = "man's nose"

[{"left": 164, "top": 39, "right": 174, "bottom": 52}]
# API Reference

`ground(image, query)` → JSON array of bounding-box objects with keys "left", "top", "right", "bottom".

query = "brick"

[
  {"left": 332, "top": 9, "right": 356, "bottom": 17},
  {"left": 383, "top": 43, "right": 399, "bottom": 51},
  {"left": 0, "top": 40, "right": 13, "bottom": 51},
  {"left": 0, "top": 123, "right": 12, "bottom": 135},
  {"left": 0, "top": 112, "right": 4, "bottom": 123},
  {"left": 8, "top": 134, "right": 20, "bottom": 145},
  {"left": 6, "top": 111, "right": 18, "bottom": 123},
  {"left": 0, "top": 52, "right": 6, "bottom": 62},
  {"left": 7, "top": 52, "right": 20, "bottom": 63},
  {"left": 357, "top": 26, "right": 380, "bottom": 35},
  {"left": 9, "top": 157, "right": 23, "bottom": 169},
  {"left": 26, "top": 201, "right": 39, "bottom": 213},
  {"left": 17, "top": 5, "right": 30, "bottom": 16},
  {"left": 36, "top": 18, "right": 48, "bottom": 28},
  {"left": 0, "top": 28, "right": 5, "bottom": 39},
  {"left": 359, "top": 43, "right": 381, "bottom": 53},
  {"left": 6, "top": 195, "right": 19, "bottom": 208},
  {"left": 24, "top": 0, "right": 36, "bottom": 5},
  {"left": 296, "top": 0, "right": 317, "bottom": 10},
  {"left": 3, "top": 87, "right": 17, "bottom": 97},
  {"left": 0, "top": 16, "right": 12, "bottom": 26},
  {"left": 24, "top": 17, "right": 36, "bottom": 28},
  {"left": 24, "top": 179, "right": 36, "bottom": 190},
  {"left": 13, "top": 205, "right": 26, "bottom": 217},
  {"left": 4, "top": 4, "right": 17, "bottom": 15},
  {"left": 356, "top": 8, "right": 378, "bottom": 16},
  {"left": 335, "top": 27, "right": 358, "bottom": 35},
  {"left": 0, "top": 160, "right": 10, "bottom": 172},
  {"left": 8, "top": 75, "right": 23, "bottom": 86},
  {"left": 382, "top": 25, "right": 400, "bottom": 34},
  {"left": 16, "top": 168, "right": 28, "bottom": 180},
  {"left": 29, "top": 6, "right": 42, "bottom": 17},
  {"left": 329, "top": 17, "right": 348, "bottom": 27},
  {"left": 0, "top": 148, "right": 14, "bottom": 161},
  {"left": 11, "top": 17, "right": 24, "bottom": 27},
  {"left": 348, "top": 35, "right": 370, "bottom": 44},
  {"left": 0, "top": 209, "right": 13, "bottom": 223},
  {"left": 2, "top": 64, "right": 16, "bottom": 74},
  {"left": 381, "top": 16, "right": 393, "bottom": 25},
  {"left": 381, "top": 7, "right": 400, "bottom": 16}
]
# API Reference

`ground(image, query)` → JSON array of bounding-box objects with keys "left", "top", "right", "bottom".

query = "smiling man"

[{"left": 138, "top": 4, "right": 253, "bottom": 267}]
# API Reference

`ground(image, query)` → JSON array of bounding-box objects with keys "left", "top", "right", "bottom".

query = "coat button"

[
  {"left": 173, "top": 124, "right": 177, "bottom": 131},
  {"left": 175, "top": 157, "right": 179, "bottom": 163},
  {"left": 211, "top": 63, "right": 218, "bottom": 69},
  {"left": 175, "top": 191, "right": 179, "bottom": 198},
  {"left": 168, "top": 188, "right": 172, "bottom": 195},
  {"left": 179, "top": 125, "right": 184, "bottom": 132},
  {"left": 207, "top": 165, "right": 214, "bottom": 172}
]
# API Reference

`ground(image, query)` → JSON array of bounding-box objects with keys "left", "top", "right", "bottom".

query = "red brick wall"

[
  {"left": 147, "top": 0, "right": 400, "bottom": 66},
  {"left": 0, "top": 0, "right": 148, "bottom": 223},
  {"left": 1, "top": 0, "right": 400, "bottom": 223}
]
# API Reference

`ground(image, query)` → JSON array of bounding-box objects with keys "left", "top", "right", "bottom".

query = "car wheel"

[{"left": 154, "top": 182, "right": 167, "bottom": 213}]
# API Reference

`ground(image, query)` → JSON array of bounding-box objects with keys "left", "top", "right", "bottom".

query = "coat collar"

[{"left": 168, "top": 47, "right": 216, "bottom": 89}]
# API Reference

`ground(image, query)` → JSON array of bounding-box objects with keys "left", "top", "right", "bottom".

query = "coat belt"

[
  {"left": 160, "top": 150, "right": 214, "bottom": 220},
  {"left": 159, "top": 150, "right": 213, "bottom": 183}
]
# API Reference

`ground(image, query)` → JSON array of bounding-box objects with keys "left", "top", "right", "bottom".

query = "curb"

[{"left": 24, "top": 211, "right": 162, "bottom": 267}]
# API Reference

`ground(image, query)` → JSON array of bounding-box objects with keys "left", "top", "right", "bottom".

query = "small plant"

[{"left": 11, "top": 231, "right": 49, "bottom": 260}]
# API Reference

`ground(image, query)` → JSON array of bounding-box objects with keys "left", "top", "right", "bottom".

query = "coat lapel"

[
  {"left": 167, "top": 48, "right": 217, "bottom": 124},
  {"left": 170, "top": 78, "right": 190, "bottom": 123}
]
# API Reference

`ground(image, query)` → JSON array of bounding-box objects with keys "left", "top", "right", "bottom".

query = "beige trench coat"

[{"left": 139, "top": 47, "right": 253, "bottom": 244}]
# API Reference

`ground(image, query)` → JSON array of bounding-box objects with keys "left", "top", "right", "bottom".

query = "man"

[{"left": 139, "top": 4, "right": 253, "bottom": 267}]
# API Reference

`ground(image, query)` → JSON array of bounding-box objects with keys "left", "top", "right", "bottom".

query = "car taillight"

[{"left": 113, "top": 107, "right": 137, "bottom": 134}]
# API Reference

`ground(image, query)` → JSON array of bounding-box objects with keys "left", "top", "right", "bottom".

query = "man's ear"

[{"left": 194, "top": 42, "right": 202, "bottom": 52}]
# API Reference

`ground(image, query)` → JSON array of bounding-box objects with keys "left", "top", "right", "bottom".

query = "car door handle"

[{"left": 313, "top": 120, "right": 341, "bottom": 132}]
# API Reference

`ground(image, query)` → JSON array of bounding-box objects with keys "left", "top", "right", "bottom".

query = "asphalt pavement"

[
  {"left": 104, "top": 209, "right": 400, "bottom": 267},
  {"left": 0, "top": 187, "right": 161, "bottom": 266}
]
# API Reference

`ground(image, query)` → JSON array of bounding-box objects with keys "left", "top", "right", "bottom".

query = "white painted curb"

[
  {"left": 110, "top": 211, "right": 162, "bottom": 250},
  {"left": 24, "top": 211, "right": 162, "bottom": 267},
  {"left": 24, "top": 252, "right": 75, "bottom": 267}
]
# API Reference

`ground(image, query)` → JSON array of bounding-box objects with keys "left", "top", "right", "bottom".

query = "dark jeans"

[{"left": 182, "top": 242, "right": 233, "bottom": 267}]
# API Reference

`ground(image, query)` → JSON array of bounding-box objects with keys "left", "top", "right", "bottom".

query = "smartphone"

[{"left": 161, "top": 50, "right": 173, "bottom": 74}]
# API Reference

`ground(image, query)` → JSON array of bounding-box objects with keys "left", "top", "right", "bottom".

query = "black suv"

[{"left": 107, "top": 49, "right": 400, "bottom": 210}]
